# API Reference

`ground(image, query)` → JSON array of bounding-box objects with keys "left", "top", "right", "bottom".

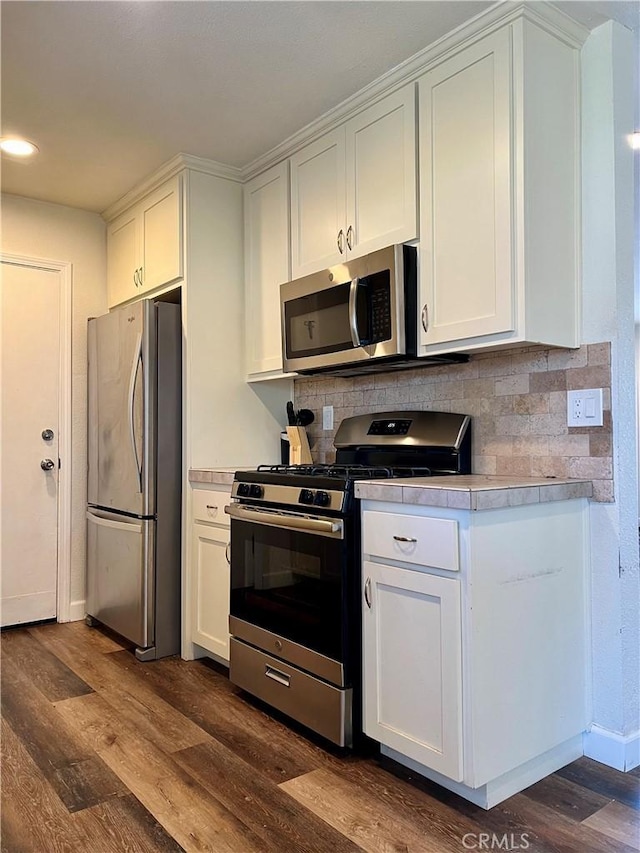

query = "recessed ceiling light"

[{"left": 0, "top": 137, "right": 39, "bottom": 157}]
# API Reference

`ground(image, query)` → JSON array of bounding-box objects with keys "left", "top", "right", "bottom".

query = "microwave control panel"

[{"left": 367, "top": 273, "right": 392, "bottom": 343}]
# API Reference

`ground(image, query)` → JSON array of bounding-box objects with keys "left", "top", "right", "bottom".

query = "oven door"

[{"left": 227, "top": 503, "right": 348, "bottom": 671}]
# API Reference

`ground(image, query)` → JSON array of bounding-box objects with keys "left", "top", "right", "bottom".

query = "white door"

[
  {"left": 418, "top": 28, "right": 514, "bottom": 349},
  {"left": 362, "top": 560, "right": 463, "bottom": 781},
  {"left": 244, "top": 161, "right": 291, "bottom": 377},
  {"left": 290, "top": 128, "right": 346, "bottom": 278},
  {"left": 345, "top": 83, "right": 418, "bottom": 260},
  {"left": 1, "top": 261, "right": 61, "bottom": 626},
  {"left": 191, "top": 522, "right": 231, "bottom": 662}
]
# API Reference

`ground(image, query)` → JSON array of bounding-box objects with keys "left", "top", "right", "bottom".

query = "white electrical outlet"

[
  {"left": 567, "top": 388, "right": 604, "bottom": 427},
  {"left": 322, "top": 405, "right": 334, "bottom": 431}
]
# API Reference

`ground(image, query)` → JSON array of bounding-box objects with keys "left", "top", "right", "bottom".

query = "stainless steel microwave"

[{"left": 280, "top": 244, "right": 420, "bottom": 375}]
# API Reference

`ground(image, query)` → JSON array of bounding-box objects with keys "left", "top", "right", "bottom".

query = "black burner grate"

[{"left": 256, "top": 463, "right": 432, "bottom": 481}]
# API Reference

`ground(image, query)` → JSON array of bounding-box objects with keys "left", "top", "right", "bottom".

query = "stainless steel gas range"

[{"left": 225, "top": 410, "right": 472, "bottom": 747}]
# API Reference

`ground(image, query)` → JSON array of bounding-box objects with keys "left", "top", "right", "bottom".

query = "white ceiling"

[{"left": 2, "top": 1, "right": 638, "bottom": 214}]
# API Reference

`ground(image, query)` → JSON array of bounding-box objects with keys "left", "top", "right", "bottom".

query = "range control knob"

[
  {"left": 313, "top": 490, "right": 330, "bottom": 507},
  {"left": 249, "top": 484, "right": 264, "bottom": 499},
  {"left": 299, "top": 489, "right": 315, "bottom": 505},
  {"left": 237, "top": 483, "right": 250, "bottom": 497}
]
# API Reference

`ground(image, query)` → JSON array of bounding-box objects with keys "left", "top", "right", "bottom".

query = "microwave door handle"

[{"left": 348, "top": 276, "right": 362, "bottom": 347}]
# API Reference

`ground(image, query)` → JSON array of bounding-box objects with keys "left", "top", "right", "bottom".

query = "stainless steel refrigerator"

[{"left": 86, "top": 298, "right": 181, "bottom": 660}]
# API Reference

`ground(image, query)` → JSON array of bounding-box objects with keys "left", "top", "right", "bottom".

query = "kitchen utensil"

[
  {"left": 296, "top": 409, "right": 314, "bottom": 427},
  {"left": 286, "top": 401, "right": 296, "bottom": 426}
]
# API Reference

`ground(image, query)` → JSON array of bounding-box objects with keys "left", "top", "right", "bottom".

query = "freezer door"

[
  {"left": 87, "top": 300, "right": 156, "bottom": 516},
  {"left": 86, "top": 509, "right": 155, "bottom": 648}
]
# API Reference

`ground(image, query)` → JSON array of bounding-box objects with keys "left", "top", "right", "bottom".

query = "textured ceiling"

[{"left": 1, "top": 1, "right": 637, "bottom": 214}]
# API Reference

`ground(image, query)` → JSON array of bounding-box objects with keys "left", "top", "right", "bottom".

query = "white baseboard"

[
  {"left": 66, "top": 599, "right": 86, "bottom": 623},
  {"left": 583, "top": 725, "right": 640, "bottom": 771}
]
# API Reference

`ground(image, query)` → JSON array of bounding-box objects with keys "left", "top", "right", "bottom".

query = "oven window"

[{"left": 230, "top": 519, "right": 346, "bottom": 662}]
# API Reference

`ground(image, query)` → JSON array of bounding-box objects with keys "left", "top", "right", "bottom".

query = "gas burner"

[{"left": 256, "top": 462, "right": 433, "bottom": 481}]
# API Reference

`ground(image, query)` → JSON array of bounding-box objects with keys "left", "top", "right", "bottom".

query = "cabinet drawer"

[
  {"left": 363, "top": 511, "right": 459, "bottom": 571},
  {"left": 192, "top": 489, "right": 231, "bottom": 526}
]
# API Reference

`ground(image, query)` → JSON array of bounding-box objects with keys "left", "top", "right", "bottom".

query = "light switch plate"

[
  {"left": 322, "top": 405, "right": 334, "bottom": 431},
  {"left": 567, "top": 388, "right": 603, "bottom": 427}
]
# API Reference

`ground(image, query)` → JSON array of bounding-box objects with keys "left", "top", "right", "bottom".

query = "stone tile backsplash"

[{"left": 293, "top": 342, "right": 613, "bottom": 501}]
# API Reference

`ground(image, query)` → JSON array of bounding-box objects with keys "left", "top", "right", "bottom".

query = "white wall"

[
  {"left": 581, "top": 22, "right": 640, "bottom": 769},
  {"left": 1, "top": 194, "right": 107, "bottom": 617}
]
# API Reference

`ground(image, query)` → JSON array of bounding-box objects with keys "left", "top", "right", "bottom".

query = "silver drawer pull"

[
  {"left": 206, "top": 504, "right": 218, "bottom": 511},
  {"left": 265, "top": 666, "right": 291, "bottom": 688},
  {"left": 393, "top": 535, "right": 418, "bottom": 543}
]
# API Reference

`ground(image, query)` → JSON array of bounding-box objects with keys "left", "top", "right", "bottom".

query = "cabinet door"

[
  {"left": 362, "top": 560, "right": 463, "bottom": 780},
  {"left": 418, "top": 29, "right": 513, "bottom": 349},
  {"left": 345, "top": 84, "right": 417, "bottom": 260},
  {"left": 290, "top": 129, "right": 346, "bottom": 278},
  {"left": 139, "top": 175, "right": 183, "bottom": 294},
  {"left": 191, "top": 522, "right": 230, "bottom": 662},
  {"left": 107, "top": 209, "right": 139, "bottom": 308},
  {"left": 244, "top": 162, "right": 291, "bottom": 377}
]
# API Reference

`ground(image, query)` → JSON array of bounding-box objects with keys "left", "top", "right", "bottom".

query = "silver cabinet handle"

[
  {"left": 139, "top": 266, "right": 144, "bottom": 284},
  {"left": 225, "top": 542, "right": 231, "bottom": 565},
  {"left": 337, "top": 229, "right": 344, "bottom": 254},
  {"left": 364, "top": 577, "right": 372, "bottom": 609},
  {"left": 346, "top": 225, "right": 353, "bottom": 250},
  {"left": 206, "top": 504, "right": 218, "bottom": 511},
  {"left": 265, "top": 665, "right": 291, "bottom": 687},
  {"left": 42, "top": 429, "right": 54, "bottom": 441},
  {"left": 40, "top": 458, "right": 55, "bottom": 471},
  {"left": 421, "top": 303, "right": 429, "bottom": 333},
  {"left": 393, "top": 535, "right": 418, "bottom": 543},
  {"left": 133, "top": 269, "right": 139, "bottom": 287}
]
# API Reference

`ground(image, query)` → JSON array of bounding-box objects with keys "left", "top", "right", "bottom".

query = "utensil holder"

[{"left": 286, "top": 426, "right": 312, "bottom": 465}]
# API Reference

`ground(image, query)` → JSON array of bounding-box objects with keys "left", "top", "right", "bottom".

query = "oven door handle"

[{"left": 224, "top": 503, "right": 344, "bottom": 537}]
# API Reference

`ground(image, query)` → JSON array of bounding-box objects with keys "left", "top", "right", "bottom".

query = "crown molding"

[
  {"left": 102, "top": 153, "right": 243, "bottom": 221},
  {"left": 240, "top": 1, "right": 589, "bottom": 182},
  {"left": 102, "top": 0, "right": 591, "bottom": 216}
]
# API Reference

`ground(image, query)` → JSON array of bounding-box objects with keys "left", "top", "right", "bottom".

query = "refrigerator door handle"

[
  {"left": 86, "top": 510, "right": 143, "bottom": 533},
  {"left": 128, "top": 331, "right": 143, "bottom": 494}
]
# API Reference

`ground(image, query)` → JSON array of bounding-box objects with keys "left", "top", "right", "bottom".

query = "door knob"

[
  {"left": 42, "top": 429, "right": 54, "bottom": 441},
  {"left": 41, "top": 459, "right": 55, "bottom": 471}
]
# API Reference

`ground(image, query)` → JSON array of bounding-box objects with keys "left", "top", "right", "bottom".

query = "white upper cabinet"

[
  {"left": 107, "top": 174, "right": 183, "bottom": 308},
  {"left": 345, "top": 88, "right": 418, "bottom": 260},
  {"left": 107, "top": 209, "right": 138, "bottom": 308},
  {"left": 290, "top": 84, "right": 417, "bottom": 279},
  {"left": 244, "top": 162, "right": 291, "bottom": 378},
  {"left": 418, "top": 19, "right": 580, "bottom": 355},
  {"left": 290, "top": 129, "right": 346, "bottom": 277}
]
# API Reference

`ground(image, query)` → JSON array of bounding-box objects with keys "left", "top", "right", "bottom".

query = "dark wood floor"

[{"left": 1, "top": 622, "right": 638, "bottom": 853}]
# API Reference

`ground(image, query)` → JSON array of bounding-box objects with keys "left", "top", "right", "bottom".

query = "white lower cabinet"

[
  {"left": 190, "top": 486, "right": 231, "bottom": 663},
  {"left": 361, "top": 498, "right": 589, "bottom": 808},
  {"left": 362, "top": 560, "right": 462, "bottom": 781}
]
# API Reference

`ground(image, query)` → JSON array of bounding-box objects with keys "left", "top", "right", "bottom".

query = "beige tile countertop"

[
  {"left": 189, "top": 468, "right": 250, "bottom": 486},
  {"left": 355, "top": 476, "right": 593, "bottom": 511}
]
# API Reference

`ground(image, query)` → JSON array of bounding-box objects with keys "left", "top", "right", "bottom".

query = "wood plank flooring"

[{"left": 2, "top": 621, "right": 638, "bottom": 853}]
